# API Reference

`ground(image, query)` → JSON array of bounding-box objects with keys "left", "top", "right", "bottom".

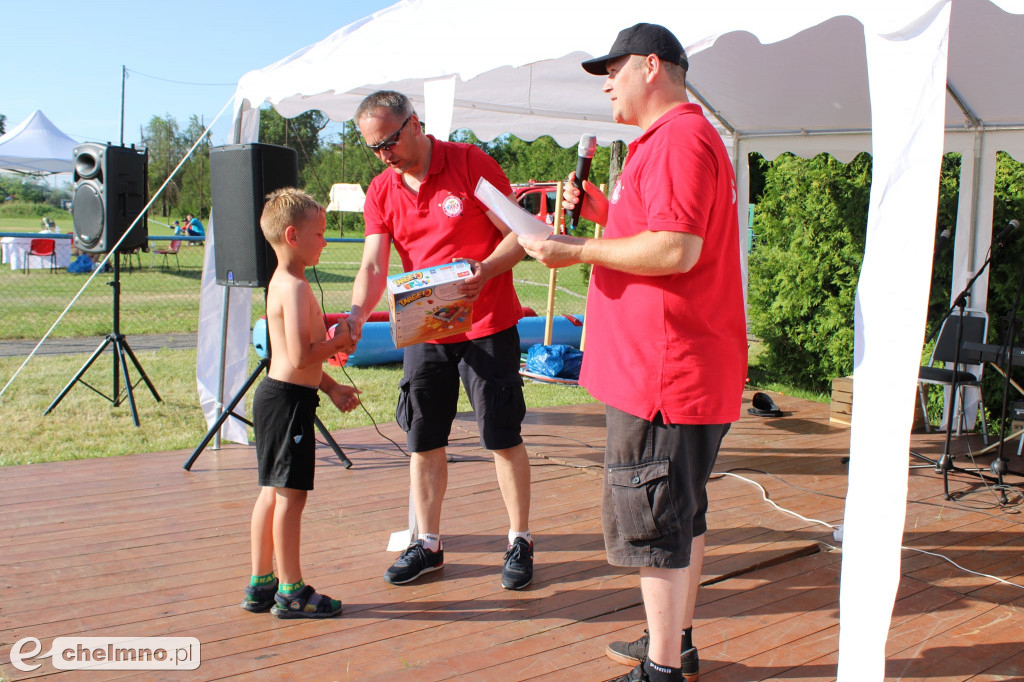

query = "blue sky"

[{"left": 2, "top": 0, "right": 395, "bottom": 152}]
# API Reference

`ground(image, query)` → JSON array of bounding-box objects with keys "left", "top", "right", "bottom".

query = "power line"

[{"left": 125, "top": 68, "right": 236, "bottom": 87}]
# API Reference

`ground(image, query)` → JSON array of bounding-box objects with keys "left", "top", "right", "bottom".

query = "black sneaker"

[
  {"left": 606, "top": 657, "right": 699, "bottom": 682},
  {"left": 606, "top": 630, "right": 699, "bottom": 680},
  {"left": 501, "top": 537, "right": 534, "bottom": 590},
  {"left": 384, "top": 540, "right": 444, "bottom": 585},
  {"left": 606, "top": 630, "right": 650, "bottom": 666},
  {"left": 605, "top": 660, "right": 649, "bottom": 682}
]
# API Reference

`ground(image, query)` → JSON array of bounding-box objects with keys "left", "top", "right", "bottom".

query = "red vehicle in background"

[{"left": 512, "top": 181, "right": 565, "bottom": 232}]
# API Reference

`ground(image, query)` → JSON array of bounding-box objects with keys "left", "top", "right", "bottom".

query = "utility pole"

[{"left": 120, "top": 65, "right": 127, "bottom": 146}]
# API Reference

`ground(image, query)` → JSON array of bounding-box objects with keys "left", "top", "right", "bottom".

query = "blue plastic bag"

[
  {"left": 525, "top": 344, "right": 583, "bottom": 379},
  {"left": 67, "top": 254, "right": 95, "bottom": 273}
]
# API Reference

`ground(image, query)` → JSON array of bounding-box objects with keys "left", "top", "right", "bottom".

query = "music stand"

[
  {"left": 45, "top": 255, "right": 161, "bottom": 426},
  {"left": 980, "top": 237, "right": 1024, "bottom": 500},
  {"left": 913, "top": 226, "right": 1017, "bottom": 500}
]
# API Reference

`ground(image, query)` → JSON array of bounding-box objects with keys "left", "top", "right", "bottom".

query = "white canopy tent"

[
  {"left": 200, "top": 1, "right": 1024, "bottom": 678},
  {"left": 0, "top": 109, "right": 78, "bottom": 175}
]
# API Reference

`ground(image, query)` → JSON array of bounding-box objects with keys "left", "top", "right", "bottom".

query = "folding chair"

[
  {"left": 918, "top": 308, "right": 989, "bottom": 443},
  {"left": 24, "top": 238, "right": 57, "bottom": 273},
  {"left": 152, "top": 239, "right": 181, "bottom": 271}
]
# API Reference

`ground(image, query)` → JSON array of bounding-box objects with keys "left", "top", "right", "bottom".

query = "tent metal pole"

[
  {"left": 213, "top": 285, "right": 229, "bottom": 450},
  {"left": 967, "top": 130, "right": 983, "bottom": 299},
  {"left": 212, "top": 101, "right": 246, "bottom": 449}
]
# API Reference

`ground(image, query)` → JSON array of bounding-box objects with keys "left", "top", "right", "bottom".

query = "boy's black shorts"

[
  {"left": 396, "top": 326, "right": 525, "bottom": 453},
  {"left": 253, "top": 377, "right": 320, "bottom": 491}
]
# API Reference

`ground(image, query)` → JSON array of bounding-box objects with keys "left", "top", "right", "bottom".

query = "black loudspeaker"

[
  {"left": 210, "top": 143, "right": 298, "bottom": 288},
  {"left": 72, "top": 143, "right": 149, "bottom": 254}
]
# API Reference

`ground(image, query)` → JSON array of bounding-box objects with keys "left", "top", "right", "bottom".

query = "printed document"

[{"left": 474, "top": 178, "right": 554, "bottom": 240}]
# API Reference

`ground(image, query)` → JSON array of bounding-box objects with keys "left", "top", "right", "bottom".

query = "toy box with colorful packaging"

[{"left": 386, "top": 260, "right": 475, "bottom": 347}]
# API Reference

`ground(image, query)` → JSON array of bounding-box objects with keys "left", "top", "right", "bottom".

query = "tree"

[
  {"left": 0, "top": 113, "right": 6, "bottom": 136},
  {"left": 302, "top": 121, "right": 385, "bottom": 235},
  {"left": 482, "top": 133, "right": 611, "bottom": 190},
  {"left": 176, "top": 115, "right": 212, "bottom": 219},
  {"left": 747, "top": 153, "right": 871, "bottom": 392},
  {"left": 258, "top": 106, "right": 329, "bottom": 173},
  {"left": 142, "top": 114, "right": 183, "bottom": 218}
]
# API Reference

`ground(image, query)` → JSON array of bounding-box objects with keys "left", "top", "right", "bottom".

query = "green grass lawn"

[
  {"left": 0, "top": 347, "right": 596, "bottom": 466},
  {"left": 0, "top": 215, "right": 595, "bottom": 466},
  {"left": 0, "top": 221, "right": 589, "bottom": 341}
]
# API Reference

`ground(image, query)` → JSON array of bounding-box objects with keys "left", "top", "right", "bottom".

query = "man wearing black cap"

[{"left": 519, "top": 23, "right": 747, "bottom": 682}]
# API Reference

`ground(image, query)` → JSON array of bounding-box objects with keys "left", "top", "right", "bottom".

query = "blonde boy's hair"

[{"left": 260, "top": 187, "right": 324, "bottom": 244}]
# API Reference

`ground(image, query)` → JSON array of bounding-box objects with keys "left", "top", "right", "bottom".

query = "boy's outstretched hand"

[{"left": 325, "top": 382, "right": 361, "bottom": 413}]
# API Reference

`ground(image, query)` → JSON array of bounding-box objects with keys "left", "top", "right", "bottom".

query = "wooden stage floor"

[{"left": 2, "top": 391, "right": 1024, "bottom": 680}]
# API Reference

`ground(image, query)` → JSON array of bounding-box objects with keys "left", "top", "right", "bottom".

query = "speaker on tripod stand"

[
  {"left": 46, "top": 143, "right": 159, "bottom": 426},
  {"left": 184, "top": 143, "right": 350, "bottom": 470},
  {"left": 71, "top": 143, "right": 149, "bottom": 254}
]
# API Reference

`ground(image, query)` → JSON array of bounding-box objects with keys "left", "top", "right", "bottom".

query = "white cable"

[
  {"left": 714, "top": 470, "right": 1024, "bottom": 591},
  {"left": 715, "top": 471, "right": 839, "bottom": 530},
  {"left": 0, "top": 93, "right": 235, "bottom": 400},
  {"left": 906, "top": 546, "right": 1023, "bottom": 588}
]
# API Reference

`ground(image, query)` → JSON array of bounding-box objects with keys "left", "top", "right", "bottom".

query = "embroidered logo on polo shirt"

[{"left": 441, "top": 194, "right": 464, "bottom": 217}]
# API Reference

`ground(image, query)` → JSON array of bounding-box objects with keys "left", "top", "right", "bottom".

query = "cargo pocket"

[
  {"left": 395, "top": 377, "right": 413, "bottom": 432},
  {"left": 485, "top": 376, "right": 526, "bottom": 429},
  {"left": 607, "top": 459, "right": 679, "bottom": 542}
]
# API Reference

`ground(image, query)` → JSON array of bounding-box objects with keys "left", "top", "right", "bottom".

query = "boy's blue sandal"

[
  {"left": 240, "top": 578, "right": 279, "bottom": 612},
  {"left": 270, "top": 585, "right": 343, "bottom": 619}
]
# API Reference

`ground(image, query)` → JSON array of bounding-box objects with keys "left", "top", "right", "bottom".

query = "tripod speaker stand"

[
  {"left": 45, "top": 255, "right": 161, "bottom": 426},
  {"left": 182, "top": 353, "right": 351, "bottom": 471}
]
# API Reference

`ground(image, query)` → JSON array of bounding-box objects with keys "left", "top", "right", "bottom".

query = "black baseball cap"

[{"left": 581, "top": 23, "right": 689, "bottom": 75}]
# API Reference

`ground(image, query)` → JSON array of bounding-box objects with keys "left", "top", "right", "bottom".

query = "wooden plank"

[{"left": 3, "top": 400, "right": 1024, "bottom": 681}]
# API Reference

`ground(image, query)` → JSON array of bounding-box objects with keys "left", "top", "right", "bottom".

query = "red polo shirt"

[
  {"left": 579, "top": 104, "right": 747, "bottom": 424},
  {"left": 363, "top": 137, "right": 523, "bottom": 342}
]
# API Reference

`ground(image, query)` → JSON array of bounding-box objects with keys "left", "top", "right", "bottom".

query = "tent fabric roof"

[
  {"left": 233, "top": 0, "right": 1024, "bottom": 154},
  {"left": 0, "top": 109, "right": 78, "bottom": 175}
]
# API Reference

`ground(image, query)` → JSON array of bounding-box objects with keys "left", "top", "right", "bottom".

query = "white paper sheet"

[{"left": 474, "top": 178, "right": 554, "bottom": 240}]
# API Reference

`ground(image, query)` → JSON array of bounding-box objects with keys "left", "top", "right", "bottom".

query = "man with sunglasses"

[{"left": 348, "top": 90, "right": 534, "bottom": 590}]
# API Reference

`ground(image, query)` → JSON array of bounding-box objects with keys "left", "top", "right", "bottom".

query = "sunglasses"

[{"left": 365, "top": 115, "right": 412, "bottom": 153}]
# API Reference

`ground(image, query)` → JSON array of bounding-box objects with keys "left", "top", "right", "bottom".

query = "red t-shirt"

[
  {"left": 580, "top": 104, "right": 747, "bottom": 424},
  {"left": 363, "top": 137, "right": 523, "bottom": 342}
]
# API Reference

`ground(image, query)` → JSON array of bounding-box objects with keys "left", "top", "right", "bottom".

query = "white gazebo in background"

[{"left": 0, "top": 109, "right": 77, "bottom": 176}]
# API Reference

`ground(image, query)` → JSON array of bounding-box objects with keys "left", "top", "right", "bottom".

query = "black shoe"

[
  {"left": 606, "top": 630, "right": 699, "bottom": 679},
  {"left": 501, "top": 537, "right": 534, "bottom": 590},
  {"left": 606, "top": 657, "right": 699, "bottom": 682},
  {"left": 384, "top": 540, "right": 444, "bottom": 585},
  {"left": 606, "top": 630, "right": 650, "bottom": 666},
  {"left": 605, "top": 660, "right": 649, "bottom": 682}
]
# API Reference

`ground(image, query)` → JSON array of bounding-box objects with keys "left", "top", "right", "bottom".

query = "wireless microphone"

[
  {"left": 568, "top": 134, "right": 597, "bottom": 231},
  {"left": 994, "top": 219, "right": 1020, "bottom": 247}
]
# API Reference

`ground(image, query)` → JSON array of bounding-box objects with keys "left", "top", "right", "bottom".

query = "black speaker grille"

[{"left": 211, "top": 143, "right": 298, "bottom": 288}]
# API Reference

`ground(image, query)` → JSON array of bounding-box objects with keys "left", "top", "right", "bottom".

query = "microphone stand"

[
  {"left": 986, "top": 254, "right": 1024, "bottom": 503},
  {"left": 923, "top": 237, "right": 1009, "bottom": 499}
]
